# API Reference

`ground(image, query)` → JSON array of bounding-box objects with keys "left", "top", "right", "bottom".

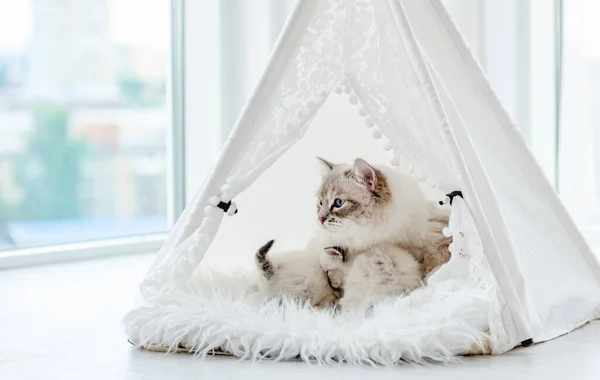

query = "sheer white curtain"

[
  {"left": 559, "top": 0, "right": 600, "bottom": 241},
  {"left": 219, "top": 0, "right": 296, "bottom": 141},
  {"left": 183, "top": 0, "right": 295, "bottom": 199}
]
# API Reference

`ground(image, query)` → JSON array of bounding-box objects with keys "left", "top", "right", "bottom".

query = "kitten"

[
  {"left": 254, "top": 235, "right": 422, "bottom": 313},
  {"left": 255, "top": 239, "right": 343, "bottom": 309},
  {"left": 316, "top": 157, "right": 451, "bottom": 280},
  {"left": 320, "top": 242, "right": 422, "bottom": 313}
]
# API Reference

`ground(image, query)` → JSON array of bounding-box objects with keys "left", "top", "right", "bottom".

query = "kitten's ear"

[
  {"left": 316, "top": 156, "right": 335, "bottom": 173},
  {"left": 353, "top": 158, "right": 377, "bottom": 191},
  {"left": 324, "top": 246, "right": 346, "bottom": 262}
]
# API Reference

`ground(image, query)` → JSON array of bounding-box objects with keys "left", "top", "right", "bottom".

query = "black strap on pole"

[{"left": 439, "top": 190, "right": 463, "bottom": 205}]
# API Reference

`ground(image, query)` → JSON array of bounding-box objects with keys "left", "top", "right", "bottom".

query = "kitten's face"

[{"left": 316, "top": 157, "right": 391, "bottom": 237}]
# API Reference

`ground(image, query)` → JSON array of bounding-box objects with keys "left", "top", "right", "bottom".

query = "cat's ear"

[
  {"left": 316, "top": 156, "right": 335, "bottom": 174},
  {"left": 353, "top": 158, "right": 377, "bottom": 191},
  {"left": 324, "top": 246, "right": 346, "bottom": 262}
]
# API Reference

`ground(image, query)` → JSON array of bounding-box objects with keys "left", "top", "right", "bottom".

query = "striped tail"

[{"left": 255, "top": 239, "right": 275, "bottom": 280}]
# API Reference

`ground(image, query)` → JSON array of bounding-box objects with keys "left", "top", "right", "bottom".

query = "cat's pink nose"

[{"left": 319, "top": 217, "right": 327, "bottom": 224}]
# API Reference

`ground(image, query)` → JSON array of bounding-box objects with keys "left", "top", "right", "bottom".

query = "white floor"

[{"left": 2, "top": 254, "right": 600, "bottom": 380}]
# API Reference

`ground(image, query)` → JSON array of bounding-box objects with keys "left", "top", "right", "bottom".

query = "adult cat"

[{"left": 316, "top": 157, "right": 451, "bottom": 280}]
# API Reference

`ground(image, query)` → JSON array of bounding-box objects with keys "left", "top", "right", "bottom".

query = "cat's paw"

[
  {"left": 327, "top": 269, "right": 345, "bottom": 289},
  {"left": 320, "top": 247, "right": 346, "bottom": 289}
]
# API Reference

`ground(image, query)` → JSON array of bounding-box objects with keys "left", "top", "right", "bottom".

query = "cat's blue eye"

[{"left": 333, "top": 198, "right": 345, "bottom": 208}]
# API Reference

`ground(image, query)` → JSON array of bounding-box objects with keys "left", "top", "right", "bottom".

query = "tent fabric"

[
  {"left": 124, "top": 0, "right": 600, "bottom": 363},
  {"left": 404, "top": 0, "right": 600, "bottom": 342}
]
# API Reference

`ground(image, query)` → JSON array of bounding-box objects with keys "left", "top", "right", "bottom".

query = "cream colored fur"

[
  {"left": 320, "top": 242, "right": 422, "bottom": 313},
  {"left": 257, "top": 238, "right": 342, "bottom": 309}
]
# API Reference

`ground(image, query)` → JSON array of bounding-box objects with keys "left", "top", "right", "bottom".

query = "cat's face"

[{"left": 316, "top": 157, "right": 392, "bottom": 238}]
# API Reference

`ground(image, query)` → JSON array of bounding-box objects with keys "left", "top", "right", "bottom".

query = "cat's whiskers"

[{"left": 324, "top": 220, "right": 346, "bottom": 231}]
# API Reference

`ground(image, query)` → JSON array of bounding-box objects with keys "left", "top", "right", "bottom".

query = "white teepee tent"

[{"left": 124, "top": 0, "right": 600, "bottom": 364}]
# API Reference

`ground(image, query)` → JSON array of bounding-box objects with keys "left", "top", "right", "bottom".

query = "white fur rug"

[
  {"left": 124, "top": 267, "right": 500, "bottom": 365},
  {"left": 124, "top": 200, "right": 514, "bottom": 365}
]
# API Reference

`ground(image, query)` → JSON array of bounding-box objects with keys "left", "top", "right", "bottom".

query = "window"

[{"left": 0, "top": 0, "right": 172, "bottom": 251}]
